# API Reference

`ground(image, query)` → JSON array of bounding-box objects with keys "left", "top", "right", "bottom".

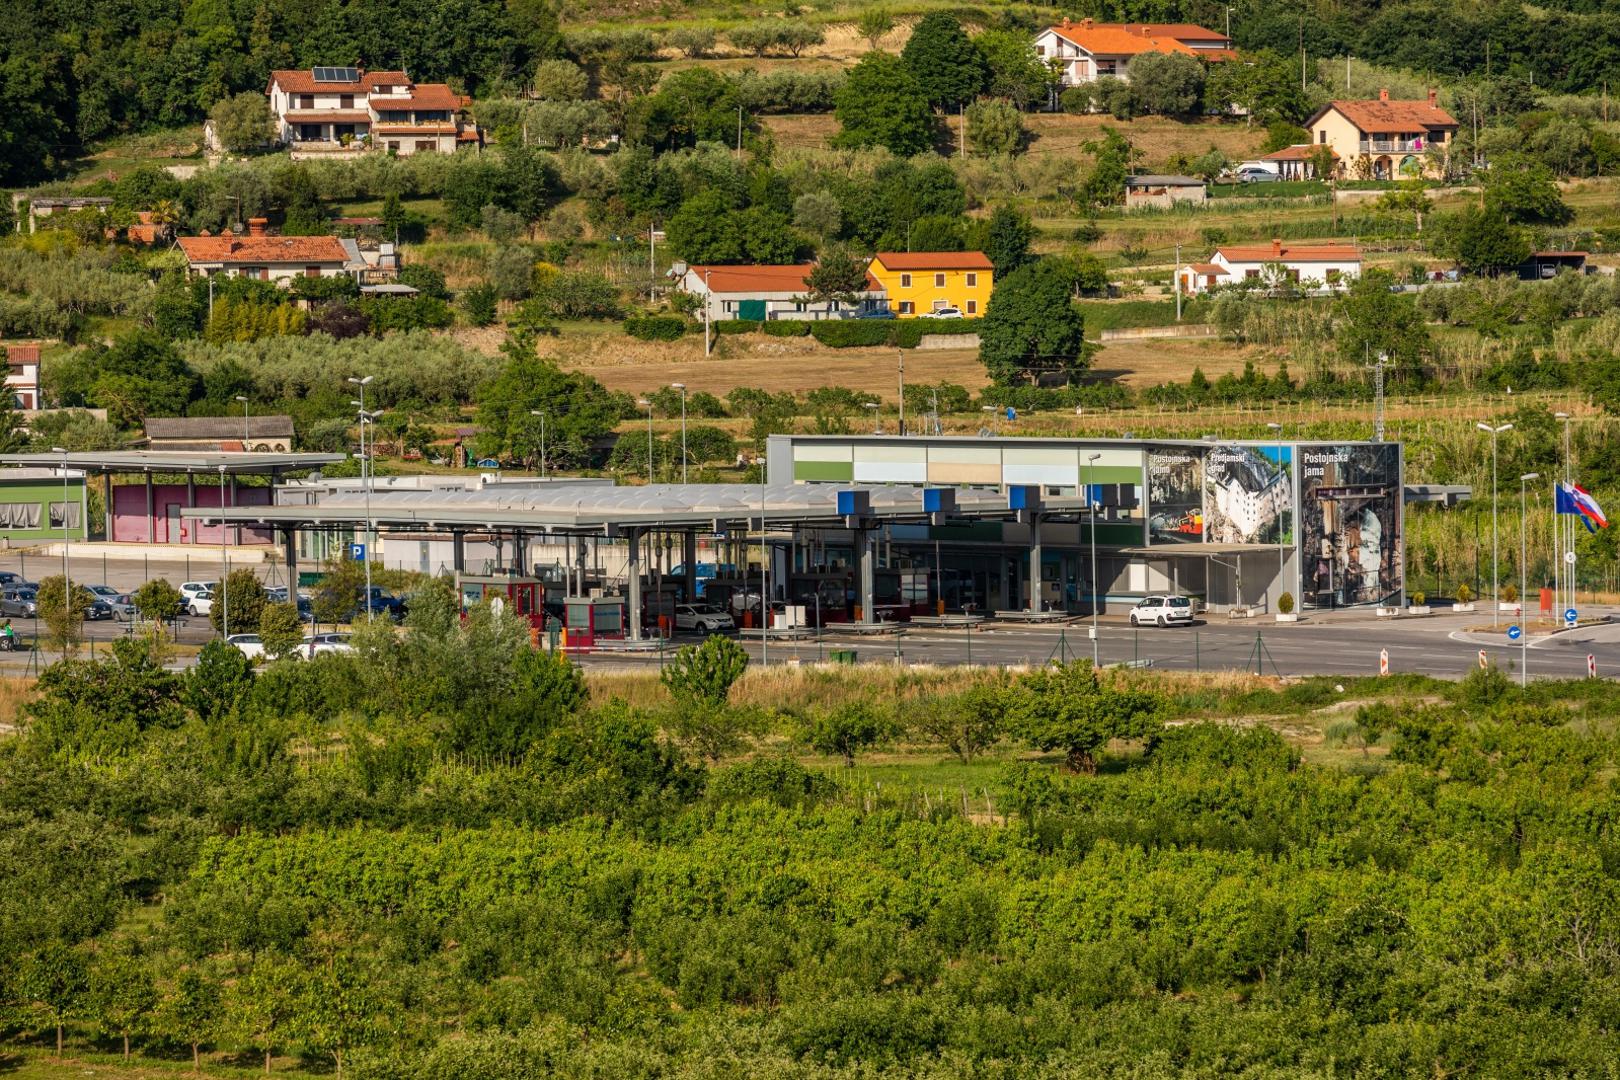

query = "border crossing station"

[{"left": 1, "top": 434, "right": 1414, "bottom": 649}]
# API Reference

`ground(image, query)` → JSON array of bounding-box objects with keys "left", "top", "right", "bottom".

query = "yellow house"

[
  {"left": 1304, "top": 88, "right": 1459, "bottom": 180},
  {"left": 868, "top": 252, "right": 994, "bottom": 318}
]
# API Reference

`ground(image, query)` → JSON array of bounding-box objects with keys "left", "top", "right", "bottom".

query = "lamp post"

[
  {"left": 53, "top": 447, "right": 69, "bottom": 641},
  {"left": 234, "top": 394, "right": 249, "bottom": 448},
  {"left": 1087, "top": 452, "right": 1102, "bottom": 667},
  {"left": 529, "top": 409, "right": 546, "bottom": 479},
  {"left": 864, "top": 402, "right": 881, "bottom": 434},
  {"left": 671, "top": 383, "right": 688, "bottom": 484},
  {"left": 218, "top": 463, "right": 228, "bottom": 637},
  {"left": 347, "top": 375, "right": 375, "bottom": 615},
  {"left": 638, "top": 399, "right": 654, "bottom": 482},
  {"left": 702, "top": 269, "right": 712, "bottom": 358},
  {"left": 1267, "top": 422, "right": 1287, "bottom": 611},
  {"left": 1520, "top": 472, "right": 1539, "bottom": 685},
  {"left": 1477, "top": 421, "right": 1512, "bottom": 626}
]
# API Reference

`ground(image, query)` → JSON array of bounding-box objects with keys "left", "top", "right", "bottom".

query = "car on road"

[
  {"left": 185, "top": 590, "right": 214, "bottom": 617},
  {"left": 86, "top": 585, "right": 138, "bottom": 621},
  {"left": 675, "top": 603, "right": 736, "bottom": 635},
  {"left": 84, "top": 597, "right": 114, "bottom": 621},
  {"left": 922, "top": 306, "right": 964, "bottom": 319},
  {"left": 1130, "top": 594, "right": 1196, "bottom": 627},
  {"left": 854, "top": 307, "right": 896, "bottom": 320},
  {"left": 0, "top": 587, "right": 37, "bottom": 617},
  {"left": 180, "top": 581, "right": 216, "bottom": 603},
  {"left": 1231, "top": 166, "right": 1279, "bottom": 183},
  {"left": 302, "top": 632, "right": 354, "bottom": 658},
  {"left": 226, "top": 633, "right": 265, "bottom": 659}
]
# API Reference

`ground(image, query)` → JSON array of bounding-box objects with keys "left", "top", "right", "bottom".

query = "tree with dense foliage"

[
  {"left": 35, "top": 576, "right": 93, "bottom": 654},
  {"left": 964, "top": 98, "right": 1024, "bottom": 156},
  {"left": 1336, "top": 269, "right": 1431, "bottom": 382},
  {"left": 1483, "top": 157, "right": 1574, "bottom": 225},
  {"left": 132, "top": 578, "right": 184, "bottom": 624},
  {"left": 802, "top": 701, "right": 895, "bottom": 766},
  {"left": 901, "top": 13, "right": 988, "bottom": 110},
  {"left": 975, "top": 29, "right": 1054, "bottom": 110},
  {"left": 1006, "top": 662, "right": 1160, "bottom": 772},
  {"left": 258, "top": 602, "right": 304, "bottom": 660},
  {"left": 474, "top": 333, "right": 623, "bottom": 467},
  {"left": 856, "top": 8, "right": 894, "bottom": 49},
  {"left": 209, "top": 567, "right": 268, "bottom": 636},
  {"left": 1126, "top": 52, "right": 1206, "bottom": 116},
  {"left": 1203, "top": 49, "right": 1308, "bottom": 125},
  {"left": 660, "top": 634, "right": 753, "bottom": 761},
  {"left": 833, "top": 53, "right": 935, "bottom": 157},
  {"left": 971, "top": 205, "right": 1036, "bottom": 279},
  {"left": 979, "top": 257, "right": 1088, "bottom": 385},
  {"left": 208, "top": 91, "right": 274, "bottom": 152},
  {"left": 86, "top": 948, "right": 156, "bottom": 1060}
]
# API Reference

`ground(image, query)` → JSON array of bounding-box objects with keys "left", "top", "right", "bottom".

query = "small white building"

[
  {"left": 1177, "top": 240, "right": 1362, "bottom": 295},
  {"left": 177, "top": 219, "right": 353, "bottom": 282},
  {"left": 1035, "top": 18, "right": 1231, "bottom": 87},
  {"left": 267, "top": 66, "right": 479, "bottom": 157},
  {"left": 3, "top": 344, "right": 41, "bottom": 409},
  {"left": 677, "top": 263, "right": 885, "bottom": 323}
]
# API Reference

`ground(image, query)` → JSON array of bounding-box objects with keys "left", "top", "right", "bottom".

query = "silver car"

[
  {"left": 0, "top": 587, "right": 38, "bottom": 618},
  {"left": 86, "top": 585, "right": 138, "bottom": 621}
]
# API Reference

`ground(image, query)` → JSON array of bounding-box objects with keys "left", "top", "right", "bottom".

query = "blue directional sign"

[
  {"left": 349, "top": 542, "right": 365, "bottom": 560},
  {"left": 1507, "top": 625, "right": 1522, "bottom": 640},
  {"left": 1565, "top": 608, "right": 1578, "bottom": 624}
]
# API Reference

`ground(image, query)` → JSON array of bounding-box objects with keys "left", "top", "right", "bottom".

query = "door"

[{"left": 737, "top": 299, "right": 767, "bottom": 321}]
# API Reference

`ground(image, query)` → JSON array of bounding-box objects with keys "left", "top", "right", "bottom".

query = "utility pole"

[
  {"left": 703, "top": 268, "right": 712, "bottom": 358},
  {"left": 897, "top": 352, "right": 905, "bottom": 436},
  {"left": 959, "top": 103, "right": 966, "bottom": 157},
  {"left": 347, "top": 375, "right": 375, "bottom": 613},
  {"left": 1174, "top": 242, "right": 1182, "bottom": 321},
  {"left": 1478, "top": 421, "right": 1513, "bottom": 627},
  {"left": 736, "top": 105, "right": 743, "bottom": 160},
  {"left": 1520, "top": 472, "right": 1539, "bottom": 685}
]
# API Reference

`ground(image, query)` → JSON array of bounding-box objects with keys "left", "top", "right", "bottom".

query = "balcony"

[{"left": 1360, "top": 138, "right": 1427, "bottom": 155}]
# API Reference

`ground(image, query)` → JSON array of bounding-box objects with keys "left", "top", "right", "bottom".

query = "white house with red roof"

[
  {"left": 1177, "top": 239, "right": 1362, "bottom": 295},
  {"left": 677, "top": 264, "right": 886, "bottom": 322},
  {"left": 267, "top": 66, "right": 479, "bottom": 156},
  {"left": 1034, "top": 18, "right": 1231, "bottom": 87},
  {"left": 176, "top": 218, "right": 356, "bottom": 282},
  {"left": 3, "top": 344, "right": 41, "bottom": 409}
]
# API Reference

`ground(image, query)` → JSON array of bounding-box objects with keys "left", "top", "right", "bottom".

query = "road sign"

[
  {"left": 1507, "top": 625, "right": 1522, "bottom": 640},
  {"left": 1565, "top": 608, "right": 1578, "bottom": 625},
  {"left": 1589, "top": 654, "right": 1597, "bottom": 678},
  {"left": 1478, "top": 649, "right": 1488, "bottom": 669},
  {"left": 1379, "top": 648, "right": 1389, "bottom": 676},
  {"left": 349, "top": 542, "right": 365, "bottom": 560}
]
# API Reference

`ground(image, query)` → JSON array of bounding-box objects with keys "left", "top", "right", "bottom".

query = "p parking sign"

[{"left": 349, "top": 542, "right": 365, "bottom": 560}]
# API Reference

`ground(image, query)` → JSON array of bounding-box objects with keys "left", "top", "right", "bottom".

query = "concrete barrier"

[
  {"left": 916, "top": 333, "right": 980, "bottom": 349},
  {"left": 1097, "top": 324, "right": 1218, "bottom": 342}
]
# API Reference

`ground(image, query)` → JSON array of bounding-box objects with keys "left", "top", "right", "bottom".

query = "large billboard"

[
  {"left": 1147, "top": 449, "right": 1204, "bottom": 544},
  {"left": 1299, "top": 444, "right": 1402, "bottom": 609},
  {"left": 1204, "top": 445, "right": 1292, "bottom": 545}
]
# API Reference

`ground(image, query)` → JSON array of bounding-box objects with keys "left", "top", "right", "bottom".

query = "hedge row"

[
  {"left": 761, "top": 320, "right": 810, "bottom": 337},
  {"left": 624, "top": 315, "right": 688, "bottom": 341},
  {"left": 808, "top": 318, "right": 985, "bottom": 348}
]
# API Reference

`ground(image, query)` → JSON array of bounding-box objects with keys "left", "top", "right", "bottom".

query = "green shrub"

[
  {"left": 713, "top": 319, "right": 762, "bottom": 335},
  {"left": 761, "top": 320, "right": 810, "bottom": 337},
  {"left": 624, "top": 315, "right": 688, "bottom": 341},
  {"left": 809, "top": 321, "right": 891, "bottom": 348}
]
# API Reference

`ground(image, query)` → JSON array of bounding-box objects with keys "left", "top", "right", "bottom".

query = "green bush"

[
  {"left": 713, "top": 319, "right": 763, "bottom": 335},
  {"left": 809, "top": 321, "right": 891, "bottom": 348},
  {"left": 624, "top": 315, "right": 688, "bottom": 341},
  {"left": 761, "top": 320, "right": 810, "bottom": 337}
]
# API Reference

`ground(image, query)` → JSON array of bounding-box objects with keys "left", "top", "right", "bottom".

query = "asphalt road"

[{"left": 2, "top": 552, "right": 1615, "bottom": 682}]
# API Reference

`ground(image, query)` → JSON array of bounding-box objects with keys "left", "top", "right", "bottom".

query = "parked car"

[
  {"left": 1129, "top": 594, "right": 1196, "bottom": 627},
  {"left": 0, "top": 587, "right": 38, "bottom": 618},
  {"left": 180, "top": 581, "right": 216, "bottom": 604},
  {"left": 302, "top": 632, "right": 354, "bottom": 658},
  {"left": 355, "top": 587, "right": 407, "bottom": 621},
  {"left": 84, "top": 598, "right": 114, "bottom": 621},
  {"left": 675, "top": 603, "right": 736, "bottom": 635},
  {"left": 1232, "top": 166, "right": 1280, "bottom": 183},
  {"left": 226, "top": 633, "right": 265, "bottom": 659},
  {"left": 923, "top": 306, "right": 964, "bottom": 319},
  {"left": 185, "top": 590, "right": 214, "bottom": 617},
  {"left": 85, "top": 584, "right": 138, "bottom": 621},
  {"left": 854, "top": 307, "right": 896, "bottom": 320},
  {"left": 0, "top": 571, "right": 30, "bottom": 588}
]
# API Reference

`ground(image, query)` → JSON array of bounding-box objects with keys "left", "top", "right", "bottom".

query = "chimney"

[
  {"left": 248, "top": 217, "right": 268, "bottom": 237},
  {"left": 1061, "top": 16, "right": 1070, "bottom": 28},
  {"left": 220, "top": 228, "right": 233, "bottom": 240},
  {"left": 1378, "top": 87, "right": 1389, "bottom": 102},
  {"left": 1081, "top": 17, "right": 1093, "bottom": 28},
  {"left": 1427, "top": 87, "right": 1437, "bottom": 106},
  {"left": 1271, "top": 238, "right": 1282, "bottom": 257}
]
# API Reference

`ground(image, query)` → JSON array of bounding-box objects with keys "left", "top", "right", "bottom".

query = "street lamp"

[
  {"left": 671, "top": 383, "right": 688, "bottom": 484},
  {"left": 234, "top": 394, "right": 249, "bottom": 448},
  {"left": 529, "top": 409, "right": 547, "bottom": 479},
  {"left": 1477, "top": 421, "right": 1512, "bottom": 627},
  {"left": 53, "top": 447, "right": 69, "bottom": 642},
  {"left": 1519, "top": 472, "right": 1539, "bottom": 686},
  {"left": 1087, "top": 452, "right": 1102, "bottom": 667},
  {"left": 865, "top": 402, "right": 882, "bottom": 434},
  {"left": 347, "top": 375, "right": 375, "bottom": 616},
  {"left": 1266, "top": 422, "right": 1287, "bottom": 611},
  {"left": 638, "top": 399, "right": 654, "bottom": 482},
  {"left": 218, "top": 463, "right": 228, "bottom": 638}
]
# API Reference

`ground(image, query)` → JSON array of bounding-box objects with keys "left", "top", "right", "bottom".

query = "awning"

[{"left": 1117, "top": 543, "right": 1279, "bottom": 556}]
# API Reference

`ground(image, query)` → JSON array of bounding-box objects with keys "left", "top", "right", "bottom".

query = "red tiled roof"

[
  {"left": 872, "top": 251, "right": 993, "bottom": 271},
  {"left": 284, "top": 109, "right": 373, "bottom": 123},
  {"left": 1262, "top": 144, "right": 1338, "bottom": 161},
  {"left": 689, "top": 264, "right": 815, "bottom": 292},
  {"left": 1217, "top": 243, "right": 1361, "bottom": 263},
  {"left": 1318, "top": 99, "right": 1459, "bottom": 134},
  {"left": 369, "top": 85, "right": 463, "bottom": 112},
  {"left": 178, "top": 234, "right": 350, "bottom": 265},
  {"left": 4, "top": 345, "right": 41, "bottom": 366},
  {"left": 1048, "top": 23, "right": 1196, "bottom": 56},
  {"left": 270, "top": 69, "right": 410, "bottom": 94},
  {"left": 1127, "top": 23, "right": 1229, "bottom": 41},
  {"left": 373, "top": 124, "right": 458, "bottom": 134},
  {"left": 1186, "top": 262, "right": 1222, "bottom": 275}
]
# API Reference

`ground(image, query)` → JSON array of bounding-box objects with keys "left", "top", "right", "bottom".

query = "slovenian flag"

[{"left": 1556, "top": 481, "right": 1608, "bottom": 532}]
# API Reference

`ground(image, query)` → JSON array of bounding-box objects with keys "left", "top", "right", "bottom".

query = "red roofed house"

[
  {"left": 1176, "top": 239, "right": 1362, "bottom": 295},
  {"left": 1035, "top": 18, "right": 1231, "bottom": 88},
  {"left": 1306, "top": 88, "right": 1459, "bottom": 180},
  {"left": 3, "top": 344, "right": 41, "bottom": 409},
  {"left": 867, "top": 252, "right": 994, "bottom": 318},
  {"left": 677, "top": 263, "right": 886, "bottom": 322},
  {"left": 1259, "top": 144, "right": 1338, "bottom": 181},
  {"left": 267, "top": 66, "right": 480, "bottom": 156},
  {"left": 176, "top": 218, "right": 354, "bottom": 282}
]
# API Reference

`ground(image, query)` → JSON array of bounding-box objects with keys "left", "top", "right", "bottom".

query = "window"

[
  {"left": 900, "top": 273, "right": 912, "bottom": 288},
  {"left": 340, "top": 94, "right": 354, "bottom": 108},
  {"left": 965, "top": 300, "right": 977, "bottom": 314},
  {"left": 387, "top": 141, "right": 400, "bottom": 152},
  {"left": 723, "top": 301, "right": 735, "bottom": 313},
  {"left": 1319, "top": 130, "right": 1327, "bottom": 143},
  {"left": 299, "top": 94, "right": 314, "bottom": 109},
  {"left": 1325, "top": 268, "right": 1342, "bottom": 283},
  {"left": 305, "top": 265, "right": 322, "bottom": 277},
  {"left": 0, "top": 503, "right": 40, "bottom": 529},
  {"left": 1035, "top": 45, "right": 1045, "bottom": 57},
  {"left": 415, "top": 140, "right": 436, "bottom": 152},
  {"left": 1287, "top": 268, "right": 1301, "bottom": 282},
  {"left": 899, "top": 301, "right": 914, "bottom": 315},
  {"left": 1244, "top": 268, "right": 1260, "bottom": 279},
  {"left": 48, "top": 502, "right": 80, "bottom": 530},
  {"left": 934, "top": 273, "right": 946, "bottom": 287},
  {"left": 965, "top": 273, "right": 977, "bottom": 286}
]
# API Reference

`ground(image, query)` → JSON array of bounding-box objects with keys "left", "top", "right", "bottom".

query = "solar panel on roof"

[{"left": 312, "top": 66, "right": 359, "bottom": 82}]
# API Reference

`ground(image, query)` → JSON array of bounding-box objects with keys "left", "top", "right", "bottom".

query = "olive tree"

[{"left": 1006, "top": 661, "right": 1160, "bottom": 772}]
